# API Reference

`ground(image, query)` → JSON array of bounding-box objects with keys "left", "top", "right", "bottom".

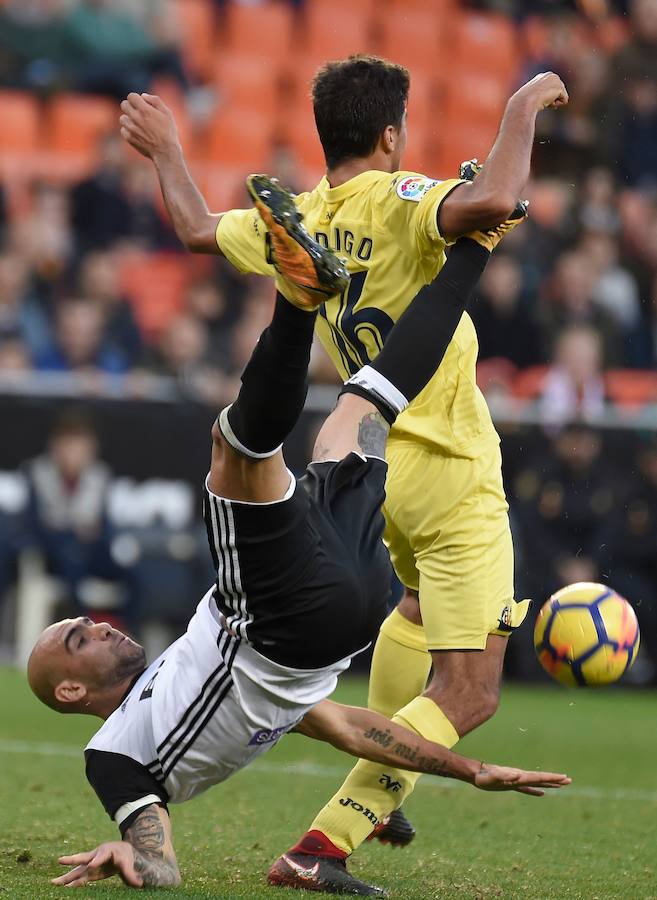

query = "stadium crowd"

[{"left": 0, "top": 0, "right": 656, "bottom": 678}]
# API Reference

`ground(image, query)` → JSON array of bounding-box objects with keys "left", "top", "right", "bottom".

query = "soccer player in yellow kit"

[{"left": 119, "top": 56, "right": 568, "bottom": 896}]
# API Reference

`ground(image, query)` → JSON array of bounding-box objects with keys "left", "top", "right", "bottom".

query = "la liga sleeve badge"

[{"left": 396, "top": 176, "right": 441, "bottom": 202}]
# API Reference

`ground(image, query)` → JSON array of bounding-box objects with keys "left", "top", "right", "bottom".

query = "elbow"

[
  {"left": 474, "top": 191, "right": 517, "bottom": 225},
  {"left": 183, "top": 230, "right": 211, "bottom": 253}
]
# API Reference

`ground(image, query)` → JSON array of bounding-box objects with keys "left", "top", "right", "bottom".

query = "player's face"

[{"left": 55, "top": 616, "right": 146, "bottom": 688}]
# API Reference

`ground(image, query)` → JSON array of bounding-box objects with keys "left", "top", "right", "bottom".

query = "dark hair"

[
  {"left": 50, "top": 407, "right": 97, "bottom": 441},
  {"left": 312, "top": 55, "right": 410, "bottom": 169}
]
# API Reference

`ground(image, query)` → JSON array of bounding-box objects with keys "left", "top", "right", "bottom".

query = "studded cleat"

[
  {"left": 366, "top": 808, "right": 416, "bottom": 848},
  {"left": 267, "top": 852, "right": 387, "bottom": 896},
  {"left": 246, "top": 174, "right": 350, "bottom": 311}
]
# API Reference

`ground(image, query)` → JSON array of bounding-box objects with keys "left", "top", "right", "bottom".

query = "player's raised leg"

[{"left": 208, "top": 248, "right": 345, "bottom": 502}]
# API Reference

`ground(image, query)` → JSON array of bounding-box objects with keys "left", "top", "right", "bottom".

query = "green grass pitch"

[{"left": 1, "top": 667, "right": 655, "bottom": 899}]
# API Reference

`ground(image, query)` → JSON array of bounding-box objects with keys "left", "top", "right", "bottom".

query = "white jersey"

[{"left": 85, "top": 590, "right": 351, "bottom": 833}]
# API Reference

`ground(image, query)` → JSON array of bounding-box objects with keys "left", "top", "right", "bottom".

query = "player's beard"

[{"left": 110, "top": 638, "right": 147, "bottom": 686}]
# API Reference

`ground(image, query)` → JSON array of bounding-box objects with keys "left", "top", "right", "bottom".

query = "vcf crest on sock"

[{"left": 309, "top": 696, "right": 460, "bottom": 855}]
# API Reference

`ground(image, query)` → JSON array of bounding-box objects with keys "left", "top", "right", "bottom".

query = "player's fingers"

[
  {"left": 515, "top": 786, "right": 545, "bottom": 797},
  {"left": 58, "top": 853, "right": 95, "bottom": 865},
  {"left": 51, "top": 864, "right": 89, "bottom": 885},
  {"left": 125, "top": 92, "right": 144, "bottom": 110},
  {"left": 529, "top": 772, "right": 571, "bottom": 784},
  {"left": 88, "top": 846, "right": 112, "bottom": 868},
  {"left": 142, "top": 93, "right": 166, "bottom": 110}
]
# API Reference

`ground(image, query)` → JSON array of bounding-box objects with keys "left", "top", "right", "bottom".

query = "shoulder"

[{"left": 389, "top": 172, "right": 445, "bottom": 204}]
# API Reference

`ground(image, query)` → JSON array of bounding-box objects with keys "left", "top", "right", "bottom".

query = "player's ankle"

[{"left": 289, "top": 829, "right": 348, "bottom": 860}]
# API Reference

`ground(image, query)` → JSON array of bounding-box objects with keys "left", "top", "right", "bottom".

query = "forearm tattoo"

[
  {"left": 125, "top": 807, "right": 180, "bottom": 887},
  {"left": 362, "top": 727, "right": 450, "bottom": 778},
  {"left": 357, "top": 412, "right": 388, "bottom": 457}
]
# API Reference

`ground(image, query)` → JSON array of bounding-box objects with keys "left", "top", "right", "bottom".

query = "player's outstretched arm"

[
  {"left": 439, "top": 72, "right": 568, "bottom": 237},
  {"left": 119, "top": 93, "right": 222, "bottom": 254},
  {"left": 52, "top": 804, "right": 181, "bottom": 889},
  {"left": 297, "top": 701, "right": 571, "bottom": 797}
]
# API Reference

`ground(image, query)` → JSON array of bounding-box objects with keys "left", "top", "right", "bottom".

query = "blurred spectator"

[
  {"left": 514, "top": 422, "right": 615, "bottom": 602},
  {"left": 0, "top": 336, "right": 32, "bottom": 374},
  {"left": 604, "top": 0, "right": 657, "bottom": 188},
  {"left": 539, "top": 324, "right": 606, "bottom": 428},
  {"left": 0, "top": 0, "right": 71, "bottom": 92},
  {"left": 541, "top": 249, "right": 622, "bottom": 364},
  {"left": 469, "top": 253, "right": 542, "bottom": 368},
  {"left": 576, "top": 167, "right": 621, "bottom": 234},
  {"left": 147, "top": 311, "right": 229, "bottom": 404},
  {"left": 10, "top": 182, "right": 73, "bottom": 297},
  {"left": 23, "top": 409, "right": 127, "bottom": 615},
  {"left": 0, "top": 252, "right": 51, "bottom": 359},
  {"left": 78, "top": 251, "right": 144, "bottom": 366},
  {"left": 34, "top": 297, "right": 129, "bottom": 374},
  {"left": 0, "top": 0, "right": 189, "bottom": 98},
  {"left": 71, "top": 134, "right": 179, "bottom": 253},
  {"left": 579, "top": 230, "right": 641, "bottom": 333},
  {"left": 185, "top": 276, "right": 241, "bottom": 361},
  {"left": 65, "top": 0, "right": 189, "bottom": 99}
]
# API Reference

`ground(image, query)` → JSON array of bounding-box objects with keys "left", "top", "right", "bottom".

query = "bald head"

[
  {"left": 27, "top": 617, "right": 147, "bottom": 718},
  {"left": 27, "top": 621, "right": 72, "bottom": 712}
]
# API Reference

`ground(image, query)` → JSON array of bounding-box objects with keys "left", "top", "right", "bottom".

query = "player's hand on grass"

[
  {"left": 474, "top": 763, "right": 571, "bottom": 796},
  {"left": 52, "top": 841, "right": 143, "bottom": 888},
  {"left": 510, "top": 71, "right": 569, "bottom": 112},
  {"left": 120, "top": 93, "right": 181, "bottom": 160}
]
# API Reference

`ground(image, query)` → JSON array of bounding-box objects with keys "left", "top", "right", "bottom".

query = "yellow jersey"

[{"left": 216, "top": 170, "right": 499, "bottom": 458}]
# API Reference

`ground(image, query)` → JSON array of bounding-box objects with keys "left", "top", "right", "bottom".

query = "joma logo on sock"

[
  {"left": 338, "top": 797, "right": 379, "bottom": 825},
  {"left": 379, "top": 774, "right": 402, "bottom": 792}
]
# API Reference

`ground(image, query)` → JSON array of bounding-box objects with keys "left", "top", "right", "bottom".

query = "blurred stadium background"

[{"left": 0, "top": 0, "right": 656, "bottom": 686}]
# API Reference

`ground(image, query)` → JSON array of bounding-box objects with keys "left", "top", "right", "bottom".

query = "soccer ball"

[{"left": 534, "top": 582, "right": 640, "bottom": 686}]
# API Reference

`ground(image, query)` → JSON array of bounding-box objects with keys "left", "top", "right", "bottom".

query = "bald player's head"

[{"left": 28, "top": 617, "right": 146, "bottom": 716}]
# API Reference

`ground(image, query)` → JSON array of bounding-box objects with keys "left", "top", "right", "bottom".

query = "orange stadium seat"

[
  {"left": 303, "top": 5, "right": 373, "bottom": 60},
  {"left": 0, "top": 91, "right": 40, "bottom": 155},
  {"left": 215, "top": 52, "right": 281, "bottom": 115},
  {"left": 120, "top": 253, "right": 190, "bottom": 338},
  {"left": 174, "top": 0, "right": 217, "bottom": 81},
  {"left": 204, "top": 104, "right": 275, "bottom": 169},
  {"left": 203, "top": 166, "right": 251, "bottom": 212},
  {"left": 606, "top": 370, "right": 657, "bottom": 411},
  {"left": 224, "top": 2, "right": 294, "bottom": 61},
  {"left": 512, "top": 365, "right": 548, "bottom": 401},
  {"left": 385, "top": 0, "right": 456, "bottom": 14},
  {"left": 281, "top": 106, "right": 325, "bottom": 170},
  {"left": 377, "top": 9, "right": 447, "bottom": 72},
  {"left": 450, "top": 11, "right": 519, "bottom": 79},
  {"left": 47, "top": 94, "right": 117, "bottom": 160}
]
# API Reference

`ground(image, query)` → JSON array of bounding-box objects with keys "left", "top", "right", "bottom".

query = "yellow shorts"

[{"left": 383, "top": 438, "right": 530, "bottom": 651}]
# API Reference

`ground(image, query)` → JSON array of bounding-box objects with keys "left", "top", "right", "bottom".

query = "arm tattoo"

[
  {"left": 362, "top": 730, "right": 450, "bottom": 778},
  {"left": 125, "top": 807, "right": 180, "bottom": 887},
  {"left": 357, "top": 412, "right": 388, "bottom": 457}
]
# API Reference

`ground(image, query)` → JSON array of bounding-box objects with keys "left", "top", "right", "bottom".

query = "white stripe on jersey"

[
  {"left": 156, "top": 629, "right": 238, "bottom": 778},
  {"left": 221, "top": 499, "right": 252, "bottom": 640},
  {"left": 209, "top": 495, "right": 239, "bottom": 613}
]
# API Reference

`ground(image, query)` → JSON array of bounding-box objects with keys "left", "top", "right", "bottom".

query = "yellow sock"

[
  {"left": 308, "top": 696, "right": 460, "bottom": 854},
  {"left": 367, "top": 608, "right": 432, "bottom": 717}
]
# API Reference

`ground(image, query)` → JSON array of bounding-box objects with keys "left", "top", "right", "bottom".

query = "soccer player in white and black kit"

[{"left": 27, "top": 178, "right": 569, "bottom": 895}]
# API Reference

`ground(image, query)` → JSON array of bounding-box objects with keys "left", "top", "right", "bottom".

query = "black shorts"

[{"left": 203, "top": 452, "right": 391, "bottom": 669}]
